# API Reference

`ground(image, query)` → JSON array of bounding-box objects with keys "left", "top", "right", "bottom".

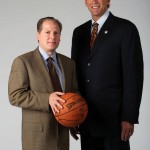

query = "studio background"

[{"left": 0, "top": 0, "right": 149, "bottom": 149}]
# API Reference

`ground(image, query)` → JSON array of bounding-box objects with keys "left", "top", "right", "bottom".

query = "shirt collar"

[
  {"left": 92, "top": 10, "right": 110, "bottom": 30},
  {"left": 38, "top": 46, "right": 57, "bottom": 63}
]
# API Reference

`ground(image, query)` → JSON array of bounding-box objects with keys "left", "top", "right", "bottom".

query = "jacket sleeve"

[
  {"left": 8, "top": 57, "right": 50, "bottom": 112},
  {"left": 121, "top": 22, "right": 144, "bottom": 124}
]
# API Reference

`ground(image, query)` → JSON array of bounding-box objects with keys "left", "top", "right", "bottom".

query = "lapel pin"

[{"left": 104, "top": 30, "right": 108, "bottom": 34}]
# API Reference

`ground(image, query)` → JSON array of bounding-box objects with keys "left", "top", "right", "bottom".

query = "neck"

[
  {"left": 92, "top": 9, "right": 108, "bottom": 21},
  {"left": 46, "top": 51, "right": 55, "bottom": 57}
]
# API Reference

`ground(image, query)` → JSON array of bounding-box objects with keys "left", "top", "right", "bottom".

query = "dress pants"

[{"left": 80, "top": 130, "right": 130, "bottom": 150}]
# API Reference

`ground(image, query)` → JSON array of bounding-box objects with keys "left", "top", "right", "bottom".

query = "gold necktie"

[
  {"left": 47, "top": 57, "right": 62, "bottom": 91},
  {"left": 90, "top": 22, "right": 99, "bottom": 49}
]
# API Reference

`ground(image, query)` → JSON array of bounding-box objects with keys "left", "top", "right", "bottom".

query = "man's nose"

[{"left": 50, "top": 33, "right": 55, "bottom": 39}]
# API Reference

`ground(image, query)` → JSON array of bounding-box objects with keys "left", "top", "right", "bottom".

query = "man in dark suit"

[
  {"left": 8, "top": 17, "right": 78, "bottom": 150},
  {"left": 71, "top": 0, "right": 143, "bottom": 150}
]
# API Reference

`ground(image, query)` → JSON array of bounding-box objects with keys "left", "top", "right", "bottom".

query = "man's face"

[
  {"left": 37, "top": 20, "right": 61, "bottom": 54},
  {"left": 85, "top": 0, "right": 110, "bottom": 21}
]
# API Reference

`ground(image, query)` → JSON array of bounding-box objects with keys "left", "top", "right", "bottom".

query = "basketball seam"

[{"left": 55, "top": 103, "right": 88, "bottom": 117}]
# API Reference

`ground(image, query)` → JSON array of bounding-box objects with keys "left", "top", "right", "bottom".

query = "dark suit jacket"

[
  {"left": 8, "top": 48, "right": 78, "bottom": 150},
  {"left": 71, "top": 12, "right": 143, "bottom": 137}
]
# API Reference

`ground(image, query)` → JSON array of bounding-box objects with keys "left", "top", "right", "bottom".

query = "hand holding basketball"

[
  {"left": 54, "top": 92, "right": 88, "bottom": 127},
  {"left": 49, "top": 92, "right": 65, "bottom": 114}
]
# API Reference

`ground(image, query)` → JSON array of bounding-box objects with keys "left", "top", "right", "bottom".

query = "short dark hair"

[{"left": 37, "top": 17, "right": 62, "bottom": 33}]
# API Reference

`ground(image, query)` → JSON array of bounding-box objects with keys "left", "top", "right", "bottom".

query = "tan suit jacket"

[{"left": 8, "top": 48, "right": 78, "bottom": 150}]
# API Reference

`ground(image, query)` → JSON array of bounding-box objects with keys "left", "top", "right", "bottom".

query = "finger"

[
  {"left": 124, "top": 132, "right": 128, "bottom": 141},
  {"left": 121, "top": 122, "right": 133, "bottom": 141},
  {"left": 56, "top": 101, "right": 63, "bottom": 109},
  {"left": 53, "top": 93, "right": 65, "bottom": 103},
  {"left": 57, "top": 97, "right": 65, "bottom": 103},
  {"left": 51, "top": 107, "right": 56, "bottom": 115},
  {"left": 121, "top": 128, "right": 126, "bottom": 141},
  {"left": 127, "top": 126, "right": 134, "bottom": 137},
  {"left": 130, "top": 128, "right": 134, "bottom": 135},
  {"left": 129, "top": 132, "right": 132, "bottom": 136},
  {"left": 53, "top": 104, "right": 60, "bottom": 113},
  {"left": 121, "top": 129, "right": 130, "bottom": 141},
  {"left": 124, "top": 130, "right": 133, "bottom": 141},
  {"left": 59, "top": 98, "right": 66, "bottom": 103},
  {"left": 55, "top": 92, "right": 65, "bottom": 96},
  {"left": 128, "top": 129, "right": 134, "bottom": 137}
]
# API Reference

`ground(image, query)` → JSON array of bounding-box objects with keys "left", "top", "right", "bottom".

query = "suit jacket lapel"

[
  {"left": 81, "top": 21, "right": 91, "bottom": 57},
  {"left": 32, "top": 48, "right": 54, "bottom": 90},
  {"left": 89, "top": 13, "right": 114, "bottom": 61},
  {"left": 85, "top": 21, "right": 91, "bottom": 52}
]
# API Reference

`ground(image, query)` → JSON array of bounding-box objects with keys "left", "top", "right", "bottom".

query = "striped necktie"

[{"left": 90, "top": 22, "right": 99, "bottom": 49}]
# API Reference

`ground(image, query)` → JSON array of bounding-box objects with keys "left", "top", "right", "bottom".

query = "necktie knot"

[
  {"left": 47, "top": 57, "right": 54, "bottom": 71},
  {"left": 92, "top": 22, "right": 99, "bottom": 29},
  {"left": 47, "top": 57, "right": 53, "bottom": 63}
]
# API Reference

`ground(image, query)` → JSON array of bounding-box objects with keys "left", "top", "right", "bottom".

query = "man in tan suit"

[{"left": 8, "top": 17, "right": 78, "bottom": 150}]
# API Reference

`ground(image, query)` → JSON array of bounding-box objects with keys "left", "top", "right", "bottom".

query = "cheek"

[
  {"left": 103, "top": 0, "right": 109, "bottom": 6},
  {"left": 37, "top": 35, "right": 43, "bottom": 41},
  {"left": 56, "top": 39, "right": 60, "bottom": 44},
  {"left": 38, "top": 36, "right": 47, "bottom": 44},
  {"left": 41, "top": 35, "right": 48, "bottom": 41},
  {"left": 56, "top": 36, "right": 61, "bottom": 42}
]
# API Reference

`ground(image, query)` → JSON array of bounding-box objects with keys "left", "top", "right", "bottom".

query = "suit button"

[
  {"left": 87, "top": 63, "right": 90, "bottom": 66},
  {"left": 86, "top": 79, "right": 90, "bottom": 83}
]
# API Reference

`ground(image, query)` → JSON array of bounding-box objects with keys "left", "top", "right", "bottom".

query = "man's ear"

[
  {"left": 107, "top": 0, "right": 110, "bottom": 7},
  {"left": 36, "top": 32, "right": 39, "bottom": 41},
  {"left": 85, "top": 0, "right": 87, "bottom": 6},
  {"left": 36, "top": 32, "right": 39, "bottom": 40}
]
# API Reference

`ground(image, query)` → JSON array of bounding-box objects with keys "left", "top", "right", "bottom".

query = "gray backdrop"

[{"left": 0, "top": 0, "right": 149, "bottom": 149}]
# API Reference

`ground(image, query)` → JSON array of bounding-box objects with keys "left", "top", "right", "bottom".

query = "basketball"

[{"left": 54, "top": 92, "right": 88, "bottom": 127}]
